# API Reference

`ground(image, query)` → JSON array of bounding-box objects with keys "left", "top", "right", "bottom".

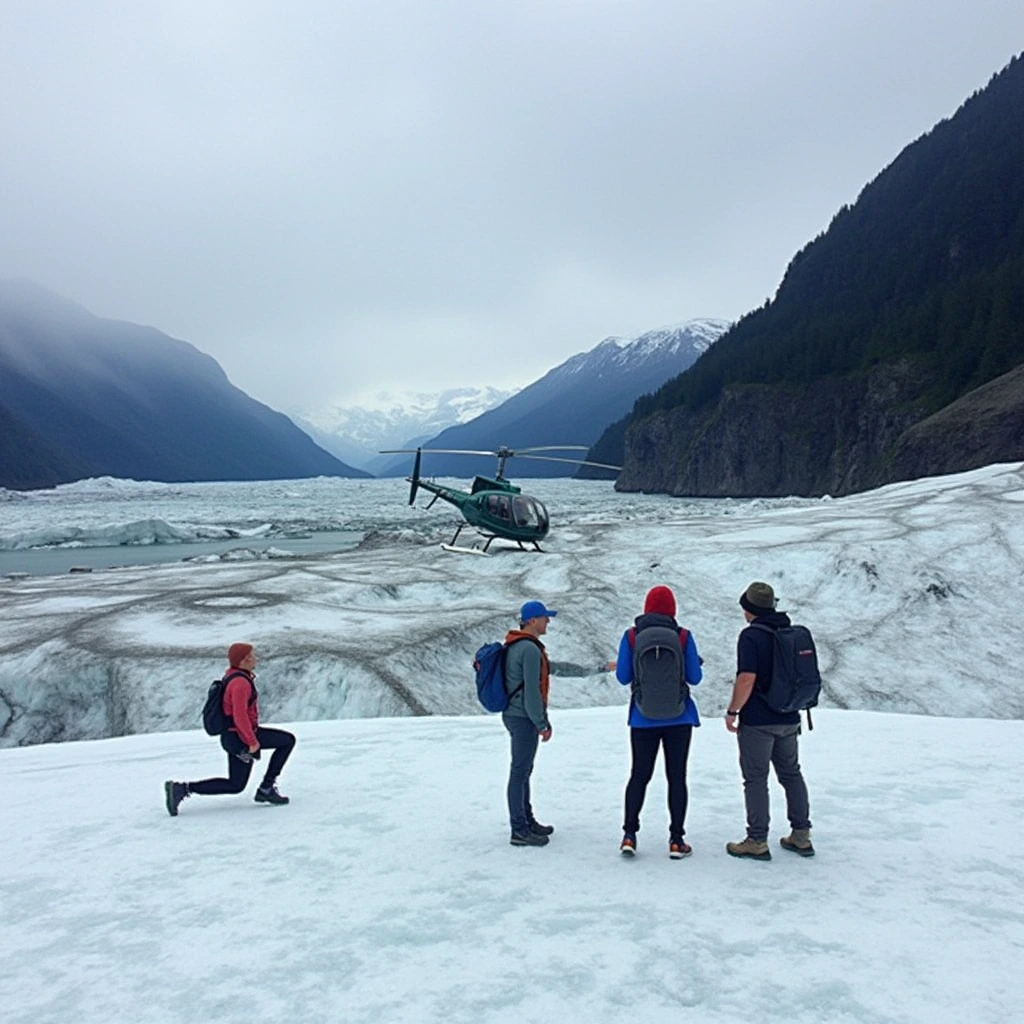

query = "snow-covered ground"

[
  {"left": 3, "top": 464, "right": 1024, "bottom": 1022},
  {"left": 2, "top": 708, "right": 1022, "bottom": 1024},
  {"left": 1, "top": 464, "right": 1022, "bottom": 747}
]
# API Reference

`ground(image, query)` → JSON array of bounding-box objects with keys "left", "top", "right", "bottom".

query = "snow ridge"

[{"left": 550, "top": 317, "right": 729, "bottom": 379}]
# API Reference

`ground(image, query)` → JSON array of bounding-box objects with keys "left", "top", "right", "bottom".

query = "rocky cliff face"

[
  {"left": 888, "top": 364, "right": 1024, "bottom": 481},
  {"left": 617, "top": 361, "right": 939, "bottom": 497}
]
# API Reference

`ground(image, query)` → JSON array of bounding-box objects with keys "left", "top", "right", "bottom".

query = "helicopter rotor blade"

[
  {"left": 379, "top": 448, "right": 500, "bottom": 457},
  {"left": 513, "top": 445, "right": 591, "bottom": 454},
  {"left": 379, "top": 444, "right": 619, "bottom": 472},
  {"left": 515, "top": 454, "right": 622, "bottom": 470}
]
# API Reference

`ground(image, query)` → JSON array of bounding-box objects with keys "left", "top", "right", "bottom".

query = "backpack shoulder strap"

[
  {"left": 502, "top": 639, "right": 531, "bottom": 700},
  {"left": 222, "top": 669, "right": 256, "bottom": 704}
]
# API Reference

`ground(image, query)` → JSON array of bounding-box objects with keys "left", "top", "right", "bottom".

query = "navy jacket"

[{"left": 736, "top": 611, "right": 801, "bottom": 726}]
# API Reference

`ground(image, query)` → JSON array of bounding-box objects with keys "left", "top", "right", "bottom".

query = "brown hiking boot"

[
  {"left": 780, "top": 829, "right": 815, "bottom": 857},
  {"left": 726, "top": 836, "right": 771, "bottom": 860}
]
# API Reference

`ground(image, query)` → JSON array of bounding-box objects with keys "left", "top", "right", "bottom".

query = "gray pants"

[
  {"left": 737, "top": 723, "right": 811, "bottom": 841},
  {"left": 502, "top": 711, "right": 539, "bottom": 834}
]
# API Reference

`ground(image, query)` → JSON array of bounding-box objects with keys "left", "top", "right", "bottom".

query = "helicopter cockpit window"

[
  {"left": 487, "top": 494, "right": 512, "bottom": 520},
  {"left": 512, "top": 495, "right": 544, "bottom": 528}
]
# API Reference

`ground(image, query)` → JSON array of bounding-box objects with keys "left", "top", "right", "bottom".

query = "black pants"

[
  {"left": 189, "top": 727, "right": 296, "bottom": 795},
  {"left": 623, "top": 724, "right": 693, "bottom": 841}
]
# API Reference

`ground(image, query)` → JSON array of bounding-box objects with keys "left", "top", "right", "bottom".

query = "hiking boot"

[
  {"left": 510, "top": 830, "right": 550, "bottom": 847},
  {"left": 780, "top": 829, "right": 815, "bottom": 857},
  {"left": 726, "top": 837, "right": 771, "bottom": 860},
  {"left": 164, "top": 781, "right": 189, "bottom": 817},
  {"left": 620, "top": 833, "right": 637, "bottom": 856},
  {"left": 528, "top": 820, "right": 555, "bottom": 836},
  {"left": 669, "top": 839, "right": 693, "bottom": 859},
  {"left": 254, "top": 783, "right": 289, "bottom": 805}
]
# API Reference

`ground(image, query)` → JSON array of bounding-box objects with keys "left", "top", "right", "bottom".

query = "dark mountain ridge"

[
  {"left": 0, "top": 279, "right": 367, "bottom": 489},
  {"left": 598, "top": 53, "right": 1024, "bottom": 497}
]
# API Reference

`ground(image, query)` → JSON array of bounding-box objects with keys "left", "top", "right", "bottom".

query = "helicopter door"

[{"left": 511, "top": 495, "right": 545, "bottom": 529}]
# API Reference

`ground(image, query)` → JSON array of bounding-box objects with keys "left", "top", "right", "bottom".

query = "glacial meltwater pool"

[{"left": 0, "top": 530, "right": 363, "bottom": 578}]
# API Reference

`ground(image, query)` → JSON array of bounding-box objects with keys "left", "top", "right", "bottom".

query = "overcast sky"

[{"left": 1, "top": 2, "right": 1021, "bottom": 414}]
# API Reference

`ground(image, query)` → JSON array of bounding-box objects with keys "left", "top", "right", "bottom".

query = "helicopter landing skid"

[
  {"left": 440, "top": 542, "right": 489, "bottom": 556},
  {"left": 440, "top": 523, "right": 490, "bottom": 555}
]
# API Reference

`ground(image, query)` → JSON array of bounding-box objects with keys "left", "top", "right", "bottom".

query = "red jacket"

[{"left": 223, "top": 669, "right": 259, "bottom": 748}]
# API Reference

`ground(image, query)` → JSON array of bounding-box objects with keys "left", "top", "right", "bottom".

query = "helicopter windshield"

[{"left": 512, "top": 495, "right": 548, "bottom": 530}]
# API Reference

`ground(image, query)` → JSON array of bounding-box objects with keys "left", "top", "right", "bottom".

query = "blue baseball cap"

[{"left": 520, "top": 600, "right": 558, "bottom": 622}]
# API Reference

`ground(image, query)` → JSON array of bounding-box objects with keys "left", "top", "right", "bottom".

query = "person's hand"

[
  {"left": 603, "top": 660, "right": 617, "bottom": 672},
  {"left": 539, "top": 726, "right": 552, "bottom": 743},
  {"left": 248, "top": 743, "right": 260, "bottom": 754},
  {"left": 725, "top": 714, "right": 739, "bottom": 734}
]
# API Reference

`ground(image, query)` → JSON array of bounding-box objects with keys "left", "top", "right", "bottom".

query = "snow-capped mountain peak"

[
  {"left": 552, "top": 318, "right": 730, "bottom": 379},
  {"left": 291, "top": 385, "right": 519, "bottom": 473},
  {"left": 293, "top": 319, "right": 730, "bottom": 477},
  {"left": 390, "top": 316, "right": 731, "bottom": 478}
]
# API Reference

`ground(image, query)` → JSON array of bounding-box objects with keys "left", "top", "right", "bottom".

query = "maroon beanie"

[
  {"left": 644, "top": 585, "right": 676, "bottom": 617},
  {"left": 227, "top": 642, "right": 254, "bottom": 668}
]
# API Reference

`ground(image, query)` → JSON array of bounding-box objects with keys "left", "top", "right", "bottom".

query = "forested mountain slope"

[{"left": 595, "top": 53, "right": 1024, "bottom": 497}]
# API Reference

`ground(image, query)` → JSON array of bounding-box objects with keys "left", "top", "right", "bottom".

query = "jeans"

[
  {"left": 502, "top": 712, "right": 540, "bottom": 834},
  {"left": 737, "top": 723, "right": 811, "bottom": 840},
  {"left": 623, "top": 724, "right": 693, "bottom": 841},
  {"left": 189, "top": 726, "right": 296, "bottom": 795}
]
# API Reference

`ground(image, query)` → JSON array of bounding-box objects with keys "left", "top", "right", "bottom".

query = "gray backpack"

[{"left": 630, "top": 624, "right": 689, "bottom": 720}]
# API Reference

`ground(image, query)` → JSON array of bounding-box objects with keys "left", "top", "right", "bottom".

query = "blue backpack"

[{"left": 473, "top": 641, "right": 526, "bottom": 712}]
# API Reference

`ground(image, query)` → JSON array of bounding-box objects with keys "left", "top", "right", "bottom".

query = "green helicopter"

[{"left": 380, "top": 445, "right": 621, "bottom": 553}]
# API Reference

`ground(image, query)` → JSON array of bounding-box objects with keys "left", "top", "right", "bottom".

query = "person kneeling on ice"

[{"left": 165, "top": 643, "right": 296, "bottom": 816}]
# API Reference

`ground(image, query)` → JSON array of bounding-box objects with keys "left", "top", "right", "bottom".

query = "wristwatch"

[{"left": 727, "top": 710, "right": 740, "bottom": 716}]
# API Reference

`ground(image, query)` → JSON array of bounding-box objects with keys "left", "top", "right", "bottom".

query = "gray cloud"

[{"left": 1, "top": 1, "right": 1022, "bottom": 410}]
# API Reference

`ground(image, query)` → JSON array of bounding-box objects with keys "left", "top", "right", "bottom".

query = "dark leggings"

[
  {"left": 623, "top": 724, "right": 693, "bottom": 840},
  {"left": 188, "top": 727, "right": 296, "bottom": 795}
]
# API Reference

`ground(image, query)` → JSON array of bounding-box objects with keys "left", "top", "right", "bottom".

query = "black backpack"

[
  {"left": 629, "top": 624, "right": 690, "bottom": 720},
  {"left": 750, "top": 622, "right": 822, "bottom": 718},
  {"left": 202, "top": 670, "right": 250, "bottom": 736}
]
